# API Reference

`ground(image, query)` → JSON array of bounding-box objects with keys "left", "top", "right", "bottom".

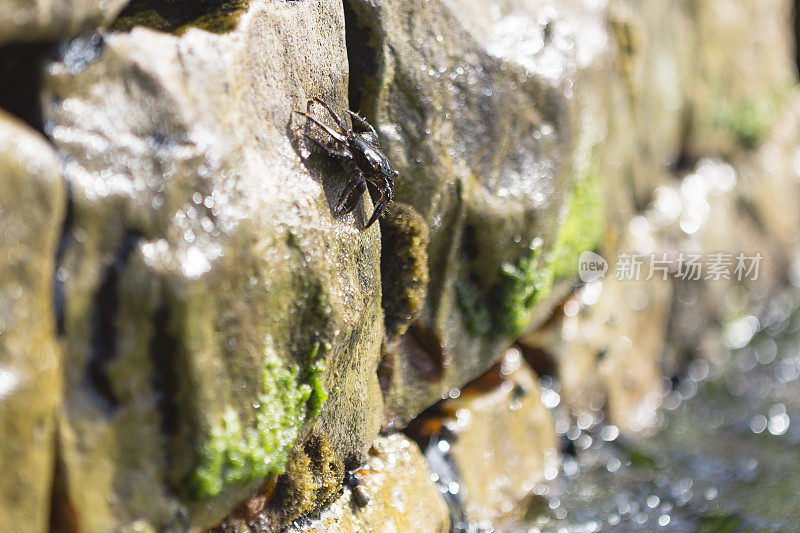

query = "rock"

[
  {"left": 299, "top": 434, "right": 450, "bottom": 533},
  {"left": 0, "top": 111, "right": 64, "bottom": 533},
  {"left": 687, "top": 0, "right": 796, "bottom": 155},
  {"left": 410, "top": 350, "right": 558, "bottom": 529},
  {"left": 653, "top": 154, "right": 798, "bottom": 366},
  {"left": 41, "top": 1, "right": 384, "bottom": 530},
  {"left": 211, "top": 433, "right": 449, "bottom": 532},
  {"left": 0, "top": 0, "right": 129, "bottom": 44},
  {"left": 344, "top": 0, "right": 607, "bottom": 424},
  {"left": 213, "top": 433, "right": 345, "bottom": 532},
  {"left": 595, "top": 277, "right": 671, "bottom": 432},
  {"left": 605, "top": 0, "right": 695, "bottom": 206},
  {"left": 520, "top": 266, "right": 671, "bottom": 433},
  {"left": 734, "top": 92, "right": 800, "bottom": 266}
]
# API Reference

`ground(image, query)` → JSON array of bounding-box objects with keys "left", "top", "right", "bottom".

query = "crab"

[{"left": 292, "top": 98, "right": 397, "bottom": 229}]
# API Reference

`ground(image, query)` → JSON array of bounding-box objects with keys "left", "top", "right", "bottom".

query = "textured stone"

[
  {"left": 345, "top": 0, "right": 608, "bottom": 424},
  {"left": 0, "top": 0, "right": 129, "bottom": 44},
  {"left": 41, "top": 1, "right": 383, "bottom": 530},
  {"left": 412, "top": 351, "right": 558, "bottom": 529},
  {"left": 521, "top": 270, "right": 671, "bottom": 433},
  {"left": 688, "top": 0, "right": 796, "bottom": 156},
  {"left": 300, "top": 434, "right": 450, "bottom": 533},
  {"left": 0, "top": 111, "right": 64, "bottom": 533},
  {"left": 604, "top": 0, "right": 695, "bottom": 206},
  {"left": 209, "top": 434, "right": 448, "bottom": 532}
]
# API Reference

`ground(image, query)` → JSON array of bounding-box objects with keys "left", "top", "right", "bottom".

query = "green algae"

[
  {"left": 496, "top": 171, "right": 605, "bottom": 337},
  {"left": 547, "top": 171, "right": 605, "bottom": 281},
  {"left": 304, "top": 342, "right": 329, "bottom": 419},
  {"left": 712, "top": 95, "right": 779, "bottom": 148},
  {"left": 496, "top": 245, "right": 550, "bottom": 338},
  {"left": 456, "top": 278, "right": 492, "bottom": 336},
  {"left": 190, "top": 343, "right": 330, "bottom": 499}
]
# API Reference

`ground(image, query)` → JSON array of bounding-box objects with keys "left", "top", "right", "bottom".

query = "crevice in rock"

[
  {"left": 86, "top": 233, "right": 142, "bottom": 411},
  {"left": 342, "top": 0, "right": 382, "bottom": 116},
  {"left": 794, "top": 0, "right": 800, "bottom": 73},
  {"left": 54, "top": 182, "right": 74, "bottom": 337},
  {"left": 404, "top": 409, "right": 469, "bottom": 532},
  {"left": 112, "top": 0, "right": 251, "bottom": 35},
  {"left": 517, "top": 344, "right": 556, "bottom": 378},
  {"left": 671, "top": 103, "right": 698, "bottom": 173},
  {"left": 48, "top": 431, "right": 79, "bottom": 533},
  {"left": 0, "top": 41, "right": 55, "bottom": 133},
  {"left": 149, "top": 302, "right": 180, "bottom": 436}
]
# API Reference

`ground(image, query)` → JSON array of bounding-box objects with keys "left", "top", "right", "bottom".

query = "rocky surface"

[
  {"left": 300, "top": 434, "right": 450, "bottom": 533},
  {"left": 687, "top": 0, "right": 796, "bottom": 156},
  {"left": 0, "top": 112, "right": 64, "bottom": 533},
  {"left": 0, "top": 0, "right": 798, "bottom": 531},
  {"left": 0, "top": 0, "right": 129, "bottom": 44},
  {"left": 348, "top": 0, "right": 608, "bottom": 424},
  {"left": 411, "top": 350, "right": 558, "bottom": 530},
  {"left": 40, "top": 1, "right": 383, "bottom": 530}
]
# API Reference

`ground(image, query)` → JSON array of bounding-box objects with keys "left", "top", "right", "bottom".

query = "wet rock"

[
  {"left": 657, "top": 153, "right": 798, "bottom": 366},
  {"left": 0, "top": 0, "right": 129, "bottom": 44},
  {"left": 733, "top": 92, "right": 800, "bottom": 268},
  {"left": 605, "top": 0, "right": 695, "bottom": 206},
  {"left": 379, "top": 202, "right": 430, "bottom": 339},
  {"left": 214, "top": 433, "right": 345, "bottom": 532},
  {"left": 42, "top": 1, "right": 383, "bottom": 530},
  {"left": 412, "top": 351, "right": 558, "bottom": 529},
  {"left": 521, "top": 271, "right": 671, "bottom": 433},
  {"left": 298, "top": 434, "right": 450, "bottom": 533},
  {"left": 345, "top": 0, "right": 608, "bottom": 424},
  {"left": 595, "top": 277, "right": 671, "bottom": 432},
  {"left": 687, "top": 0, "right": 796, "bottom": 156},
  {"left": 0, "top": 112, "right": 64, "bottom": 533}
]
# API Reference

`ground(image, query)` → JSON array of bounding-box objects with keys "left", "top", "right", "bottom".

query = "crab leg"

[
  {"left": 335, "top": 176, "right": 367, "bottom": 215},
  {"left": 365, "top": 193, "right": 390, "bottom": 229},
  {"left": 311, "top": 97, "right": 348, "bottom": 134},
  {"left": 346, "top": 110, "right": 380, "bottom": 144},
  {"left": 291, "top": 110, "right": 347, "bottom": 144}
]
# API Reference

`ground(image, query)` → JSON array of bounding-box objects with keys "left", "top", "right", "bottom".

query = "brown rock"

[{"left": 0, "top": 111, "right": 65, "bottom": 533}]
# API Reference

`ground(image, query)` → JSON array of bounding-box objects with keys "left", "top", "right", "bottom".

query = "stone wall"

[{"left": 0, "top": 0, "right": 797, "bottom": 531}]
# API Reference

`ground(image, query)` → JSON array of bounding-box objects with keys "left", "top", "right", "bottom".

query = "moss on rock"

[
  {"left": 248, "top": 433, "right": 344, "bottom": 531},
  {"left": 191, "top": 343, "right": 330, "bottom": 500},
  {"left": 380, "top": 202, "right": 430, "bottom": 339},
  {"left": 712, "top": 95, "right": 780, "bottom": 148},
  {"left": 548, "top": 171, "right": 605, "bottom": 281},
  {"left": 496, "top": 171, "right": 605, "bottom": 338}
]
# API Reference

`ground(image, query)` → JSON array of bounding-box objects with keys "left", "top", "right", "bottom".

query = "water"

[{"left": 526, "top": 291, "right": 800, "bottom": 532}]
